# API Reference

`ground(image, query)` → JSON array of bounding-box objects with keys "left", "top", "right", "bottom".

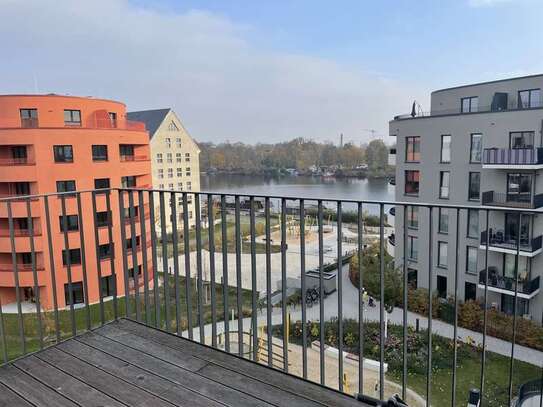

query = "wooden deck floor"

[{"left": 0, "top": 319, "right": 368, "bottom": 407}]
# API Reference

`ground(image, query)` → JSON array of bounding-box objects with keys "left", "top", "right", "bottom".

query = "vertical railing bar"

[
  {"left": 76, "top": 192, "right": 91, "bottom": 331},
  {"left": 7, "top": 201, "right": 25, "bottom": 354},
  {"left": 358, "top": 202, "right": 365, "bottom": 395},
  {"left": 43, "top": 196, "right": 61, "bottom": 342},
  {"left": 105, "top": 191, "right": 118, "bottom": 320},
  {"left": 170, "top": 191, "right": 181, "bottom": 335},
  {"left": 281, "top": 198, "right": 288, "bottom": 372},
  {"left": 337, "top": 201, "right": 344, "bottom": 392},
  {"left": 138, "top": 190, "right": 151, "bottom": 326},
  {"left": 182, "top": 192, "right": 192, "bottom": 340},
  {"left": 402, "top": 205, "right": 408, "bottom": 400},
  {"left": 379, "top": 203, "right": 385, "bottom": 400},
  {"left": 480, "top": 209, "right": 490, "bottom": 404},
  {"left": 208, "top": 194, "right": 217, "bottom": 347},
  {"left": 426, "top": 206, "right": 433, "bottom": 406},
  {"left": 0, "top": 298, "right": 7, "bottom": 363},
  {"left": 235, "top": 196, "right": 243, "bottom": 356},
  {"left": 195, "top": 193, "right": 205, "bottom": 344},
  {"left": 118, "top": 190, "right": 131, "bottom": 318},
  {"left": 451, "top": 208, "right": 460, "bottom": 407},
  {"left": 60, "top": 194, "right": 76, "bottom": 337},
  {"left": 128, "top": 191, "right": 141, "bottom": 322},
  {"left": 508, "top": 212, "right": 522, "bottom": 405},
  {"left": 300, "top": 199, "right": 308, "bottom": 379},
  {"left": 158, "top": 191, "right": 170, "bottom": 332},
  {"left": 148, "top": 191, "right": 160, "bottom": 327},
  {"left": 91, "top": 191, "right": 105, "bottom": 326},
  {"left": 26, "top": 198, "right": 43, "bottom": 349},
  {"left": 250, "top": 197, "right": 258, "bottom": 361},
  {"left": 318, "top": 200, "right": 325, "bottom": 385},
  {"left": 221, "top": 195, "right": 229, "bottom": 352},
  {"left": 265, "top": 197, "right": 272, "bottom": 366}
]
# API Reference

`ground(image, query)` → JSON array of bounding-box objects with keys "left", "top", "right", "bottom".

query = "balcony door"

[
  {"left": 504, "top": 213, "right": 530, "bottom": 245},
  {"left": 506, "top": 173, "right": 532, "bottom": 203},
  {"left": 11, "top": 146, "right": 27, "bottom": 159},
  {"left": 509, "top": 132, "right": 534, "bottom": 149}
]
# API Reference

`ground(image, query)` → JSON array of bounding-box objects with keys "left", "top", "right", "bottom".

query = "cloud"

[
  {"left": 0, "top": 0, "right": 422, "bottom": 144},
  {"left": 468, "top": 0, "right": 516, "bottom": 7}
]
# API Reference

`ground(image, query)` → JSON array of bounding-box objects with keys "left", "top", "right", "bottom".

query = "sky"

[{"left": 1, "top": 0, "right": 542, "bottom": 145}]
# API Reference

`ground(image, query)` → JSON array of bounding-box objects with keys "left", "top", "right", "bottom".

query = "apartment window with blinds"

[
  {"left": 467, "top": 209, "right": 479, "bottom": 238},
  {"left": 466, "top": 246, "right": 478, "bottom": 274},
  {"left": 56, "top": 180, "right": 76, "bottom": 194},
  {"left": 438, "top": 208, "right": 449, "bottom": 234},
  {"left": 405, "top": 170, "right": 420, "bottom": 195},
  {"left": 468, "top": 172, "right": 480, "bottom": 201},
  {"left": 407, "top": 206, "right": 419, "bottom": 229},
  {"left": 156, "top": 153, "right": 163, "bottom": 163},
  {"left": 53, "top": 145, "right": 73, "bottom": 163},
  {"left": 440, "top": 135, "right": 451, "bottom": 163},
  {"left": 438, "top": 241, "right": 448, "bottom": 268},
  {"left": 405, "top": 136, "right": 420, "bottom": 162},
  {"left": 64, "top": 109, "right": 81, "bottom": 126},
  {"left": 92, "top": 145, "right": 108, "bottom": 161},
  {"left": 518, "top": 89, "right": 541, "bottom": 109},
  {"left": 461, "top": 96, "right": 478, "bottom": 113},
  {"left": 439, "top": 171, "right": 450, "bottom": 199},
  {"left": 470, "top": 134, "right": 482, "bottom": 163},
  {"left": 407, "top": 236, "right": 418, "bottom": 262}
]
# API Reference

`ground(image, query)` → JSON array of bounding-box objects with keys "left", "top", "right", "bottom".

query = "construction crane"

[{"left": 362, "top": 129, "right": 386, "bottom": 140}]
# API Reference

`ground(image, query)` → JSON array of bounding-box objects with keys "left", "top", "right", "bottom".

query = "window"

[
  {"left": 438, "top": 208, "right": 449, "bottom": 234},
  {"left": 56, "top": 180, "right": 76, "bottom": 194},
  {"left": 178, "top": 196, "right": 184, "bottom": 205},
  {"left": 62, "top": 248, "right": 81, "bottom": 265},
  {"left": 504, "top": 254, "right": 528, "bottom": 279},
  {"left": 407, "top": 206, "right": 419, "bottom": 229},
  {"left": 128, "top": 265, "right": 142, "bottom": 279},
  {"left": 168, "top": 121, "right": 179, "bottom": 131},
  {"left": 94, "top": 178, "right": 110, "bottom": 191},
  {"left": 470, "top": 134, "right": 482, "bottom": 163},
  {"left": 176, "top": 153, "right": 182, "bottom": 163},
  {"left": 464, "top": 282, "right": 476, "bottom": 302},
  {"left": 437, "top": 275, "right": 447, "bottom": 298},
  {"left": 440, "top": 135, "right": 451, "bottom": 163},
  {"left": 185, "top": 153, "right": 191, "bottom": 162},
  {"left": 405, "top": 136, "right": 420, "bottom": 162},
  {"left": 176, "top": 137, "right": 182, "bottom": 147},
  {"left": 165, "top": 137, "right": 171, "bottom": 148},
  {"left": 468, "top": 172, "right": 480, "bottom": 200},
  {"left": 177, "top": 168, "right": 183, "bottom": 177},
  {"left": 92, "top": 145, "right": 108, "bottom": 161},
  {"left": 64, "top": 109, "right": 81, "bottom": 126},
  {"left": 20, "top": 108, "right": 38, "bottom": 127},
  {"left": 53, "top": 145, "right": 73, "bottom": 163},
  {"left": 407, "top": 268, "right": 418, "bottom": 289},
  {"left": 405, "top": 170, "right": 420, "bottom": 195},
  {"left": 121, "top": 176, "right": 136, "bottom": 188},
  {"left": 98, "top": 243, "right": 112, "bottom": 260},
  {"left": 467, "top": 209, "right": 479, "bottom": 238},
  {"left": 14, "top": 182, "right": 30, "bottom": 196},
  {"left": 407, "top": 236, "right": 418, "bottom": 261},
  {"left": 167, "top": 168, "right": 173, "bottom": 178},
  {"left": 64, "top": 281, "right": 84, "bottom": 305},
  {"left": 177, "top": 182, "right": 183, "bottom": 190},
  {"left": 126, "top": 236, "right": 141, "bottom": 251},
  {"left": 185, "top": 167, "right": 191, "bottom": 177},
  {"left": 20, "top": 252, "right": 32, "bottom": 264},
  {"left": 518, "top": 89, "right": 541, "bottom": 109},
  {"left": 507, "top": 173, "right": 532, "bottom": 202},
  {"left": 186, "top": 181, "right": 192, "bottom": 191},
  {"left": 108, "top": 112, "right": 117, "bottom": 127},
  {"left": 188, "top": 211, "right": 193, "bottom": 219},
  {"left": 159, "top": 184, "right": 164, "bottom": 189},
  {"left": 11, "top": 146, "right": 27, "bottom": 160},
  {"left": 119, "top": 145, "right": 134, "bottom": 157},
  {"left": 156, "top": 153, "right": 163, "bottom": 163},
  {"left": 96, "top": 211, "right": 110, "bottom": 227},
  {"left": 101, "top": 275, "right": 115, "bottom": 298},
  {"left": 509, "top": 131, "right": 534, "bottom": 149},
  {"left": 466, "top": 246, "right": 478, "bottom": 274},
  {"left": 439, "top": 171, "right": 450, "bottom": 199},
  {"left": 158, "top": 169, "right": 164, "bottom": 179},
  {"left": 166, "top": 153, "right": 173, "bottom": 163},
  {"left": 168, "top": 183, "right": 174, "bottom": 190},
  {"left": 59, "top": 215, "right": 78, "bottom": 232},
  {"left": 438, "top": 242, "right": 448, "bottom": 268},
  {"left": 461, "top": 96, "right": 478, "bottom": 113},
  {"left": 123, "top": 206, "right": 139, "bottom": 219}
]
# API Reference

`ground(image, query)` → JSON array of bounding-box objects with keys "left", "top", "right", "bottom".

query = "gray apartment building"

[{"left": 390, "top": 74, "right": 543, "bottom": 323}]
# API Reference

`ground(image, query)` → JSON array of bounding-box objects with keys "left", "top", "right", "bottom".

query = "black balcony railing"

[
  {"left": 482, "top": 191, "right": 543, "bottom": 209},
  {"left": 483, "top": 148, "right": 543, "bottom": 166},
  {"left": 481, "top": 230, "right": 543, "bottom": 253},
  {"left": 479, "top": 270, "right": 540, "bottom": 296},
  {"left": 0, "top": 189, "right": 542, "bottom": 406}
]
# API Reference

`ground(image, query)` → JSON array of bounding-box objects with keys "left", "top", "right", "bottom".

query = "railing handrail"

[
  {"left": 0, "top": 117, "right": 146, "bottom": 132},
  {"left": 483, "top": 147, "right": 543, "bottom": 165}
]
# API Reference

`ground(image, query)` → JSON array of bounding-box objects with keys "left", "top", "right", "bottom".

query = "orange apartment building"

[{"left": 0, "top": 94, "right": 153, "bottom": 311}]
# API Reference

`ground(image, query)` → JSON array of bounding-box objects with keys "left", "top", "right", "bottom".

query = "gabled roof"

[{"left": 126, "top": 108, "right": 171, "bottom": 138}]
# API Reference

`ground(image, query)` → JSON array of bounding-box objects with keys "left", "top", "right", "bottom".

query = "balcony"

[
  {"left": 480, "top": 230, "right": 543, "bottom": 257},
  {"left": 483, "top": 148, "right": 543, "bottom": 169},
  {"left": 482, "top": 191, "right": 543, "bottom": 209},
  {"left": 0, "top": 157, "right": 35, "bottom": 166},
  {"left": 479, "top": 269, "right": 540, "bottom": 299},
  {"left": 119, "top": 154, "right": 150, "bottom": 162},
  {"left": 0, "top": 117, "right": 146, "bottom": 132}
]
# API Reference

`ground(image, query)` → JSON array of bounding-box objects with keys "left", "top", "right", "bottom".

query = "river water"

[{"left": 201, "top": 173, "right": 395, "bottom": 214}]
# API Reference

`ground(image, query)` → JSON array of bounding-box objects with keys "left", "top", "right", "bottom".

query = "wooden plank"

[
  {"left": 0, "top": 382, "right": 34, "bottom": 407},
  {"left": 78, "top": 332, "right": 273, "bottom": 407},
  {"left": 114, "top": 320, "right": 364, "bottom": 407},
  {"left": 0, "top": 364, "right": 78, "bottom": 407},
  {"left": 14, "top": 354, "right": 126, "bottom": 407},
  {"left": 36, "top": 347, "right": 174, "bottom": 407},
  {"left": 57, "top": 339, "right": 223, "bottom": 407}
]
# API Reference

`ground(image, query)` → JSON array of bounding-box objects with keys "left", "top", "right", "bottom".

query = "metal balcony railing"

[
  {"left": 483, "top": 147, "right": 543, "bottom": 166},
  {"left": 0, "top": 117, "right": 146, "bottom": 131},
  {"left": 515, "top": 379, "right": 543, "bottom": 406},
  {"left": 482, "top": 191, "right": 543, "bottom": 209},
  {"left": 480, "top": 230, "right": 543, "bottom": 253},
  {"left": 479, "top": 270, "right": 540, "bottom": 296},
  {"left": 0, "top": 188, "right": 541, "bottom": 406}
]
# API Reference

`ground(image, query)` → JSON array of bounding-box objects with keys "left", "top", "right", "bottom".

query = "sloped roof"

[{"left": 126, "top": 108, "right": 171, "bottom": 138}]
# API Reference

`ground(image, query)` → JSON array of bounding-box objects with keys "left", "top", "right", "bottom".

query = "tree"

[{"left": 365, "top": 139, "right": 388, "bottom": 177}]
